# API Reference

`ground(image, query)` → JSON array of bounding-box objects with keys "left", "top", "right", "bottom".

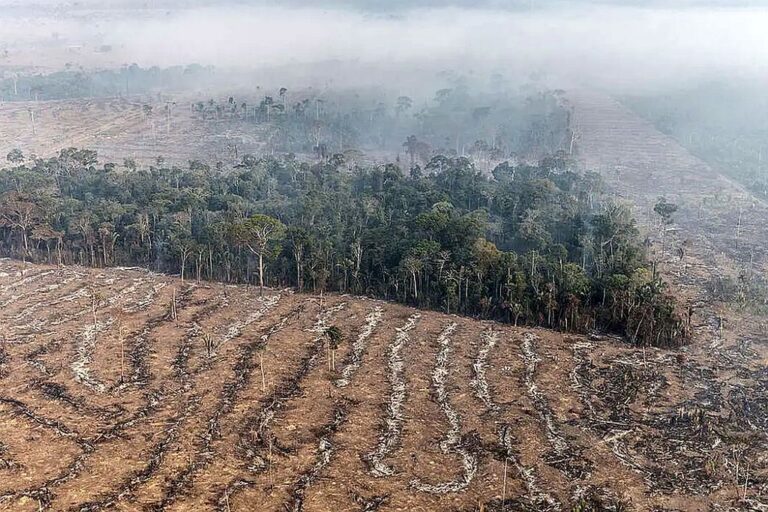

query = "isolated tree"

[
  {"left": 142, "top": 104, "right": 153, "bottom": 137},
  {"left": 654, "top": 196, "right": 678, "bottom": 226},
  {"left": 6, "top": 149, "right": 24, "bottom": 164},
  {"left": 395, "top": 96, "right": 412, "bottom": 117},
  {"left": 168, "top": 287, "right": 178, "bottom": 322},
  {"left": 233, "top": 214, "right": 286, "bottom": 295},
  {"left": 27, "top": 108, "right": 36, "bottom": 135},
  {"left": 403, "top": 135, "right": 419, "bottom": 166},
  {"left": 654, "top": 196, "right": 678, "bottom": 256},
  {"left": 89, "top": 286, "right": 104, "bottom": 326},
  {"left": 202, "top": 329, "right": 217, "bottom": 358},
  {"left": 261, "top": 96, "right": 274, "bottom": 122},
  {"left": 324, "top": 325, "right": 344, "bottom": 372}
]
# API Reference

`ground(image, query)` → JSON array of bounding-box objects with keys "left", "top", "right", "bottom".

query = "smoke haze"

[{"left": 1, "top": 1, "right": 767, "bottom": 93}]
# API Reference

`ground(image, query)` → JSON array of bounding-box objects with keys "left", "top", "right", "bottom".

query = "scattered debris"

[
  {"left": 471, "top": 328, "right": 500, "bottom": 412},
  {"left": 411, "top": 322, "right": 478, "bottom": 493},
  {"left": 336, "top": 305, "right": 383, "bottom": 387},
  {"left": 363, "top": 314, "right": 420, "bottom": 477}
]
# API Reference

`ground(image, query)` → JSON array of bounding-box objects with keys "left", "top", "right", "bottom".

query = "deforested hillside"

[
  {"left": 569, "top": 91, "right": 768, "bottom": 510},
  {"left": 3, "top": 0, "right": 768, "bottom": 510},
  {"left": 0, "top": 258, "right": 762, "bottom": 512},
  {"left": 569, "top": 90, "right": 768, "bottom": 365}
]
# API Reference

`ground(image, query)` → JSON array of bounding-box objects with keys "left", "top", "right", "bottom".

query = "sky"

[{"left": 1, "top": 0, "right": 766, "bottom": 92}]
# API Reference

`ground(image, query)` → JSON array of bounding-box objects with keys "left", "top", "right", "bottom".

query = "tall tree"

[
  {"left": 0, "top": 192, "right": 41, "bottom": 260},
  {"left": 233, "top": 214, "right": 286, "bottom": 295}
]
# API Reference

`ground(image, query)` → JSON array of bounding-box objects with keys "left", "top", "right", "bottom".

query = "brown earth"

[
  {"left": 0, "top": 96, "right": 271, "bottom": 167},
  {"left": 0, "top": 252, "right": 761, "bottom": 512}
]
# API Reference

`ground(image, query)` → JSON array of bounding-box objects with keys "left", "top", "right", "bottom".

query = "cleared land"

[
  {"left": 0, "top": 255, "right": 763, "bottom": 512},
  {"left": 0, "top": 97, "right": 269, "bottom": 166}
]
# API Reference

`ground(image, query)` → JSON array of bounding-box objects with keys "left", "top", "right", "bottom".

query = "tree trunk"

[
  {"left": 21, "top": 229, "right": 29, "bottom": 257},
  {"left": 259, "top": 352, "right": 266, "bottom": 392},
  {"left": 180, "top": 253, "right": 187, "bottom": 282},
  {"left": 258, "top": 252, "right": 264, "bottom": 296},
  {"left": 294, "top": 248, "right": 303, "bottom": 290}
]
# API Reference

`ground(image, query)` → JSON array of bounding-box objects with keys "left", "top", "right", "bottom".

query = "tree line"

[
  {"left": 192, "top": 83, "right": 570, "bottom": 165},
  {"left": 0, "top": 64, "right": 215, "bottom": 102},
  {"left": 0, "top": 148, "right": 687, "bottom": 347}
]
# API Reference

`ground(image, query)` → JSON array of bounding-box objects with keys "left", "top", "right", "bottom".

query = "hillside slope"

[
  {"left": 569, "top": 91, "right": 768, "bottom": 509},
  {"left": 0, "top": 258, "right": 759, "bottom": 512}
]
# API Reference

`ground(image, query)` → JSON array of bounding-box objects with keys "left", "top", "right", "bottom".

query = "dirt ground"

[
  {"left": 0, "top": 96, "right": 272, "bottom": 167},
  {"left": 0, "top": 256, "right": 762, "bottom": 512}
]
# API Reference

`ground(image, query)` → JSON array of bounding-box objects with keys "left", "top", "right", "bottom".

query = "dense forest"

[
  {"left": 0, "top": 147, "right": 685, "bottom": 347},
  {"left": 0, "top": 64, "right": 216, "bottom": 101}
]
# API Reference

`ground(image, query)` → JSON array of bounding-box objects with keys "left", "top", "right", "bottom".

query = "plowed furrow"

[
  {"left": 464, "top": 325, "right": 568, "bottom": 510},
  {"left": 336, "top": 304, "right": 384, "bottom": 388},
  {"left": 71, "top": 320, "right": 114, "bottom": 393},
  {"left": 470, "top": 328, "right": 499, "bottom": 413},
  {"left": 218, "top": 302, "right": 348, "bottom": 506},
  {"left": 0, "top": 288, "right": 232, "bottom": 509},
  {"left": 292, "top": 308, "right": 410, "bottom": 512},
  {"left": 68, "top": 394, "right": 201, "bottom": 512},
  {"left": 31, "top": 380, "right": 123, "bottom": 419},
  {"left": 0, "top": 440, "right": 21, "bottom": 472},
  {"left": 498, "top": 423, "right": 561, "bottom": 511},
  {"left": 0, "top": 269, "right": 56, "bottom": 293},
  {"left": 0, "top": 396, "right": 85, "bottom": 443}
]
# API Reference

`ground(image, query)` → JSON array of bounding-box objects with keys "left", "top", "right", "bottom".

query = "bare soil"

[{"left": 0, "top": 256, "right": 761, "bottom": 512}]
